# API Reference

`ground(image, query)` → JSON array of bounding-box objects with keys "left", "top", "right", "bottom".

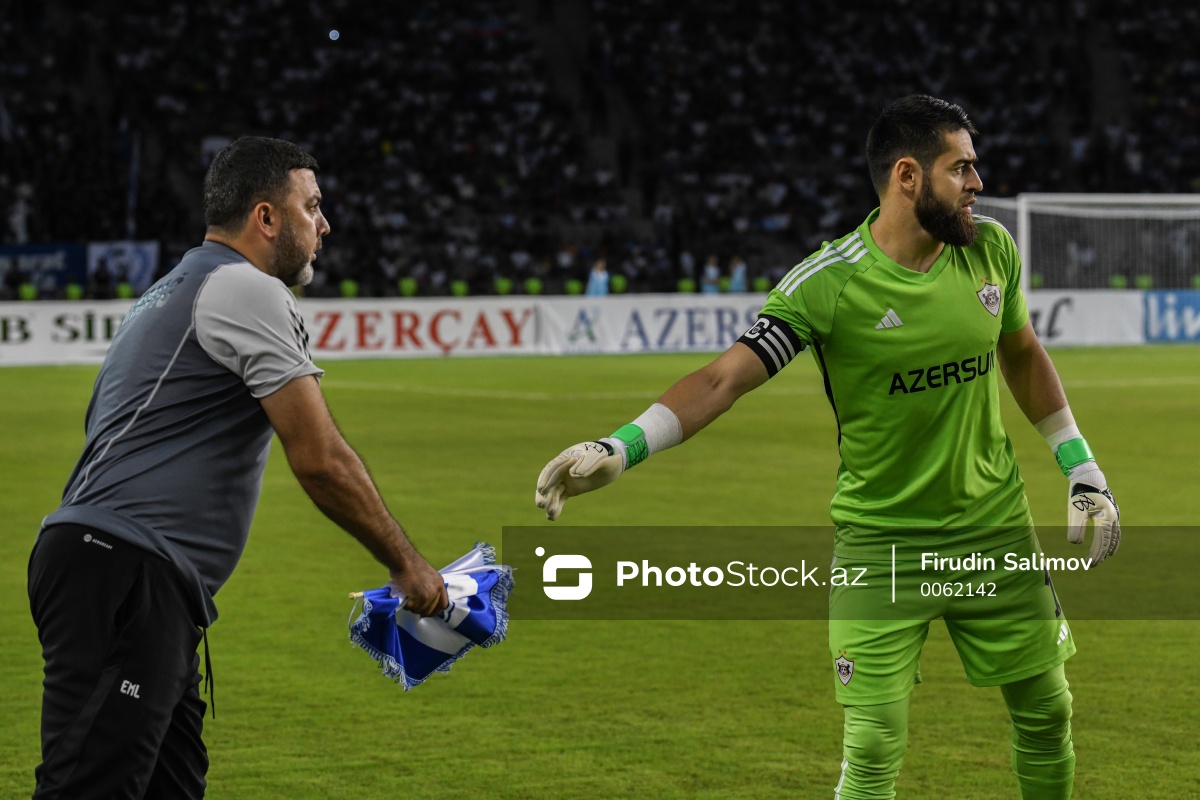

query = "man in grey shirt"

[{"left": 27, "top": 136, "right": 448, "bottom": 799}]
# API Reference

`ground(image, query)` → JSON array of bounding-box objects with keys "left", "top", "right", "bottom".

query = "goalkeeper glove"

[
  {"left": 535, "top": 440, "right": 623, "bottom": 521},
  {"left": 535, "top": 424, "right": 649, "bottom": 521},
  {"left": 1056, "top": 438, "right": 1121, "bottom": 565}
]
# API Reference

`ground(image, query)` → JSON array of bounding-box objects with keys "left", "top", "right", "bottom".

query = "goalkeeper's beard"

[{"left": 915, "top": 178, "right": 978, "bottom": 248}]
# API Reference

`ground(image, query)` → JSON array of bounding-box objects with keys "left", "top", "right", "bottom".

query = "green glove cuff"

[
  {"left": 609, "top": 423, "right": 649, "bottom": 469},
  {"left": 1054, "top": 437, "right": 1095, "bottom": 476}
]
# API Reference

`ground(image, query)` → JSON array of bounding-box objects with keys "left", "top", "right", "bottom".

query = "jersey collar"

[{"left": 858, "top": 208, "right": 953, "bottom": 283}]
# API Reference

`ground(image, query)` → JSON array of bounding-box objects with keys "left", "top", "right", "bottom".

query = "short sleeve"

[
  {"left": 734, "top": 288, "right": 816, "bottom": 377},
  {"left": 759, "top": 287, "right": 817, "bottom": 347},
  {"left": 998, "top": 227, "right": 1029, "bottom": 333},
  {"left": 195, "top": 262, "right": 324, "bottom": 398}
]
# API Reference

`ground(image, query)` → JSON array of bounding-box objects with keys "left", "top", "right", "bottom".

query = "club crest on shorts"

[
  {"left": 977, "top": 282, "right": 1001, "bottom": 317},
  {"left": 835, "top": 650, "right": 854, "bottom": 686}
]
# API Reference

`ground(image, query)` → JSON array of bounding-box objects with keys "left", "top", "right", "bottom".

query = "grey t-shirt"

[{"left": 42, "top": 241, "right": 323, "bottom": 624}]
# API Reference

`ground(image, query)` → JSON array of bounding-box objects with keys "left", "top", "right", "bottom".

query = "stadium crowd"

[
  {"left": 587, "top": 0, "right": 1110, "bottom": 257},
  {"left": 2, "top": 0, "right": 1198, "bottom": 298},
  {"left": 1112, "top": 0, "right": 1200, "bottom": 193}
]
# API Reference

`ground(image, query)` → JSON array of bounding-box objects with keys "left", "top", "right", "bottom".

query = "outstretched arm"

[
  {"left": 535, "top": 343, "right": 768, "bottom": 520},
  {"left": 260, "top": 375, "right": 448, "bottom": 614},
  {"left": 658, "top": 343, "right": 771, "bottom": 438}
]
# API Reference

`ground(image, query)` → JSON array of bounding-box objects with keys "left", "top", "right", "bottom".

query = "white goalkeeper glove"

[
  {"left": 536, "top": 409, "right": 681, "bottom": 521},
  {"left": 1056, "top": 438, "right": 1121, "bottom": 565},
  {"left": 535, "top": 440, "right": 625, "bottom": 521}
]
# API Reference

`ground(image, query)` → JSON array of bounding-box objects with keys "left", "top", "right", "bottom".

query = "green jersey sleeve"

[
  {"left": 976, "top": 216, "right": 1029, "bottom": 333},
  {"left": 742, "top": 230, "right": 869, "bottom": 376}
]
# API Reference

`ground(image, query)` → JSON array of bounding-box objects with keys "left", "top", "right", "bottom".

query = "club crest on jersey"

[
  {"left": 977, "top": 282, "right": 1001, "bottom": 317},
  {"left": 835, "top": 651, "right": 854, "bottom": 686}
]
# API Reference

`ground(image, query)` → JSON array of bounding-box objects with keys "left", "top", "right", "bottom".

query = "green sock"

[
  {"left": 838, "top": 699, "right": 909, "bottom": 799},
  {"left": 1001, "top": 665, "right": 1075, "bottom": 800}
]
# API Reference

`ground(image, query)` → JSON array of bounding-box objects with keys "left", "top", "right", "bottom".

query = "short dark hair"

[
  {"left": 865, "top": 95, "right": 978, "bottom": 196},
  {"left": 203, "top": 136, "right": 319, "bottom": 231}
]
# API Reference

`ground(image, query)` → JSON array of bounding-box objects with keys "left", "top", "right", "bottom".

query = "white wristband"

[
  {"left": 1034, "top": 406, "right": 1081, "bottom": 451},
  {"left": 601, "top": 403, "right": 683, "bottom": 470},
  {"left": 633, "top": 403, "right": 683, "bottom": 455}
]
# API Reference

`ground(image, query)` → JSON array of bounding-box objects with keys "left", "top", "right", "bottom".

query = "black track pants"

[{"left": 28, "top": 524, "right": 208, "bottom": 799}]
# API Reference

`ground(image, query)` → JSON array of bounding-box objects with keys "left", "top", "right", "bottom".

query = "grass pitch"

[{"left": 1, "top": 346, "right": 1197, "bottom": 798}]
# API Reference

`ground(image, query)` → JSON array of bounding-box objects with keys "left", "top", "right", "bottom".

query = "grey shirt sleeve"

[{"left": 195, "top": 262, "right": 324, "bottom": 398}]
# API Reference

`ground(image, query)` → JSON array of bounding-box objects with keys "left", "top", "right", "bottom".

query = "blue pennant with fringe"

[{"left": 348, "top": 542, "right": 513, "bottom": 689}]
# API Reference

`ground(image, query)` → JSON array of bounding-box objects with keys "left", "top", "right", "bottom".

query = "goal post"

[{"left": 972, "top": 194, "right": 1200, "bottom": 294}]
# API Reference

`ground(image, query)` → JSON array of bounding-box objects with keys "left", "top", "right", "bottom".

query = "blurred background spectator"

[{"left": 585, "top": 257, "right": 609, "bottom": 295}]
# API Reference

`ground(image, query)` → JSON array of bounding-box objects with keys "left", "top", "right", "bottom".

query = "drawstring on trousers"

[{"left": 202, "top": 627, "right": 214, "bottom": 719}]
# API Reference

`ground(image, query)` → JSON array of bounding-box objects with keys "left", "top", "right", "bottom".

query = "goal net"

[{"left": 972, "top": 194, "right": 1200, "bottom": 291}]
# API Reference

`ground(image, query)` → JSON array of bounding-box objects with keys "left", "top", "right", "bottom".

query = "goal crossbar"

[{"left": 972, "top": 194, "right": 1200, "bottom": 292}]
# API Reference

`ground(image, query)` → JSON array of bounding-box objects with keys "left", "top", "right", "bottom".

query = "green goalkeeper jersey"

[{"left": 741, "top": 209, "right": 1031, "bottom": 553}]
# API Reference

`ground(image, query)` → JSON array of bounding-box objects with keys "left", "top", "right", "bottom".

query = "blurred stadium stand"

[{"left": 0, "top": 0, "right": 1195, "bottom": 298}]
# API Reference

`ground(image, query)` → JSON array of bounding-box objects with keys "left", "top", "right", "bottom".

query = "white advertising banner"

[
  {"left": 1143, "top": 291, "right": 1200, "bottom": 342},
  {"left": 0, "top": 297, "right": 539, "bottom": 365},
  {"left": 1027, "top": 290, "right": 1143, "bottom": 347},
  {"left": 536, "top": 294, "right": 768, "bottom": 355},
  {"left": 0, "top": 300, "right": 134, "bottom": 365},
  {"left": 302, "top": 297, "right": 538, "bottom": 359},
  {"left": 0, "top": 290, "right": 1154, "bottom": 367}
]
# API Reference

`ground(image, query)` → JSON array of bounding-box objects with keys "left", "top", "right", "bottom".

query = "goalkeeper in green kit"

[{"left": 534, "top": 95, "right": 1120, "bottom": 799}]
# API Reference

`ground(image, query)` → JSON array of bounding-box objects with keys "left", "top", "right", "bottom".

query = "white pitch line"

[
  {"left": 1061, "top": 375, "right": 1200, "bottom": 389},
  {"left": 326, "top": 381, "right": 658, "bottom": 402},
  {"left": 326, "top": 380, "right": 826, "bottom": 401},
  {"left": 325, "top": 374, "right": 1200, "bottom": 401}
]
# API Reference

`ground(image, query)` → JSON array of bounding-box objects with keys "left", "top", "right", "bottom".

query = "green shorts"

[{"left": 828, "top": 529, "right": 1075, "bottom": 705}]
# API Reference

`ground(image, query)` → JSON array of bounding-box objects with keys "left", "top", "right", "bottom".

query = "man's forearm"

[
  {"left": 1000, "top": 339, "right": 1068, "bottom": 426},
  {"left": 293, "top": 440, "right": 422, "bottom": 571},
  {"left": 656, "top": 347, "right": 769, "bottom": 439},
  {"left": 656, "top": 370, "right": 736, "bottom": 440},
  {"left": 260, "top": 375, "right": 445, "bottom": 611}
]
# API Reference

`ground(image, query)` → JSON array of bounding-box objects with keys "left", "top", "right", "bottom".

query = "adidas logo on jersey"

[{"left": 875, "top": 309, "right": 903, "bottom": 329}]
